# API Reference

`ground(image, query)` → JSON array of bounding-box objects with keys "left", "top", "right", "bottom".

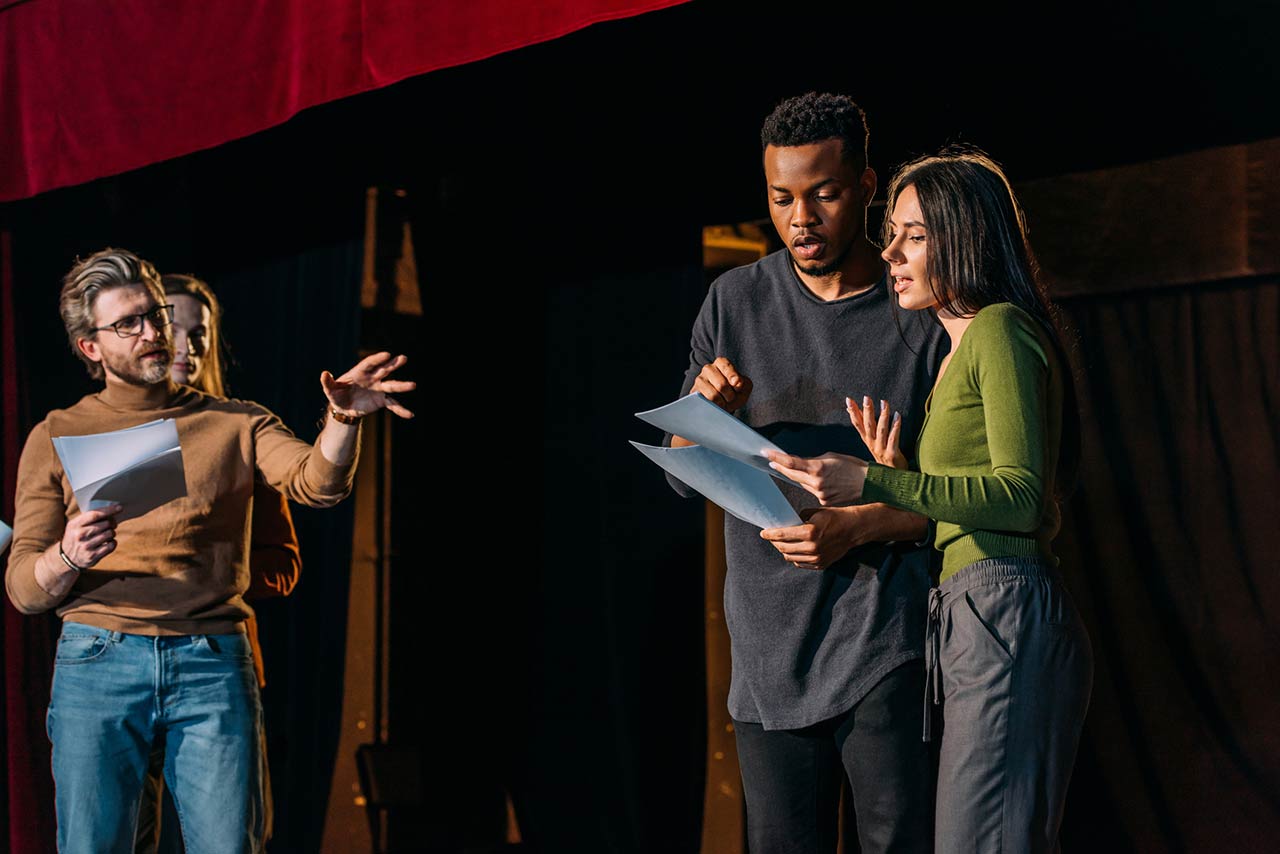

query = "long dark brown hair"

[
  {"left": 883, "top": 147, "right": 1081, "bottom": 495},
  {"left": 161, "top": 273, "right": 228, "bottom": 398}
]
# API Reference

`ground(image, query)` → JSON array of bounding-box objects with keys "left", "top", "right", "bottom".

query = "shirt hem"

[{"left": 728, "top": 650, "right": 924, "bottom": 731}]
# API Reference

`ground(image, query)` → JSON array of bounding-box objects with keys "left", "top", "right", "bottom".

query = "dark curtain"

[
  {"left": 207, "top": 244, "right": 365, "bottom": 854},
  {"left": 517, "top": 263, "right": 710, "bottom": 852},
  {"left": 0, "top": 230, "right": 57, "bottom": 854},
  {"left": 1056, "top": 278, "right": 1280, "bottom": 852}
]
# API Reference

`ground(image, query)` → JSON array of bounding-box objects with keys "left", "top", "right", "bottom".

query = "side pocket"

[
  {"left": 962, "top": 589, "right": 1015, "bottom": 661},
  {"left": 54, "top": 633, "right": 111, "bottom": 665},
  {"left": 199, "top": 632, "right": 252, "bottom": 661}
]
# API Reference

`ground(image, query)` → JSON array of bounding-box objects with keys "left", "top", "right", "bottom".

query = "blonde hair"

[{"left": 161, "top": 273, "right": 227, "bottom": 398}]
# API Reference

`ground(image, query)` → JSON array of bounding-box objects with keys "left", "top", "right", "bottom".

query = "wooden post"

[{"left": 700, "top": 502, "right": 745, "bottom": 853}]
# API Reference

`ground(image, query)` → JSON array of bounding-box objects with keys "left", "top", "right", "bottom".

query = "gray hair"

[{"left": 59, "top": 248, "right": 164, "bottom": 380}]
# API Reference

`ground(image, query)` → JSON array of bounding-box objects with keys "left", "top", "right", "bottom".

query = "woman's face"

[
  {"left": 881, "top": 184, "right": 937, "bottom": 312},
  {"left": 169, "top": 293, "right": 212, "bottom": 387}
]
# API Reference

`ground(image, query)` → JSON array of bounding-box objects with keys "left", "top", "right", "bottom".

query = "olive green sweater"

[
  {"left": 5, "top": 380, "right": 357, "bottom": 634},
  {"left": 862, "top": 303, "right": 1063, "bottom": 581}
]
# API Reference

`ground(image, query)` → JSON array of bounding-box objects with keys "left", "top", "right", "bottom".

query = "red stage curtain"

[{"left": 0, "top": 0, "right": 689, "bottom": 201}]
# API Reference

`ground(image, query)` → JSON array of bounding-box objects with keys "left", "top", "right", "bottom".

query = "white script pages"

[
  {"left": 631, "top": 392, "right": 801, "bottom": 529},
  {"left": 52, "top": 419, "right": 187, "bottom": 522}
]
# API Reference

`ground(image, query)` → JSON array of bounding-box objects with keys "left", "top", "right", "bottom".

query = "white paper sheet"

[
  {"left": 630, "top": 442, "right": 801, "bottom": 530},
  {"left": 0, "top": 518, "right": 11, "bottom": 557},
  {"left": 52, "top": 419, "right": 187, "bottom": 522},
  {"left": 635, "top": 392, "right": 792, "bottom": 481}
]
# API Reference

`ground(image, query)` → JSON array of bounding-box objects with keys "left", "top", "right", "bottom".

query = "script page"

[{"left": 52, "top": 420, "right": 187, "bottom": 520}]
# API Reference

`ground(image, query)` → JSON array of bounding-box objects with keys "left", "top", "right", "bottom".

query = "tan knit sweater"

[{"left": 4, "top": 380, "right": 357, "bottom": 634}]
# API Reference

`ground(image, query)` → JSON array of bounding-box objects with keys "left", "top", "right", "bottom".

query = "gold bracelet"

[{"left": 329, "top": 407, "right": 364, "bottom": 425}]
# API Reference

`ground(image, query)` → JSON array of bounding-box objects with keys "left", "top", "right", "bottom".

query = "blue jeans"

[{"left": 47, "top": 623, "right": 265, "bottom": 854}]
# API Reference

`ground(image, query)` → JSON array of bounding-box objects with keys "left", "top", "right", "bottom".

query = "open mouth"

[{"left": 794, "top": 236, "right": 825, "bottom": 260}]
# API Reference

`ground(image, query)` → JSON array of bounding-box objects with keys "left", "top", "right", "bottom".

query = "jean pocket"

[
  {"left": 199, "top": 632, "right": 252, "bottom": 661},
  {"left": 54, "top": 633, "right": 112, "bottom": 665}
]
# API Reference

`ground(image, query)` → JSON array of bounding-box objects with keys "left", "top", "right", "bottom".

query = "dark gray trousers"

[
  {"left": 734, "top": 661, "right": 935, "bottom": 854},
  {"left": 927, "top": 558, "right": 1093, "bottom": 854}
]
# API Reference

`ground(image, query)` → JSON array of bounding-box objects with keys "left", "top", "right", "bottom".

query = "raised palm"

[
  {"left": 321, "top": 351, "right": 416, "bottom": 419},
  {"left": 847, "top": 396, "right": 908, "bottom": 469}
]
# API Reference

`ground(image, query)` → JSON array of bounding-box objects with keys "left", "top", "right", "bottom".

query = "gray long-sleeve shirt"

[{"left": 667, "top": 250, "right": 947, "bottom": 729}]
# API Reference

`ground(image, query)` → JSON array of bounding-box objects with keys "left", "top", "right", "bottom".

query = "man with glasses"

[{"left": 5, "top": 248, "right": 415, "bottom": 853}]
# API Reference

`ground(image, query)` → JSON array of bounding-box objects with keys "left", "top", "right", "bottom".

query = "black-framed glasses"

[{"left": 91, "top": 304, "right": 175, "bottom": 338}]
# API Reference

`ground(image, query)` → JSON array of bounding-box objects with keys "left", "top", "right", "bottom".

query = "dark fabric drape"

[
  {"left": 516, "top": 263, "right": 709, "bottom": 852},
  {"left": 197, "top": 243, "right": 365, "bottom": 853},
  {"left": 1055, "top": 279, "right": 1280, "bottom": 852},
  {"left": 0, "top": 230, "right": 57, "bottom": 854},
  {"left": 0, "top": 0, "right": 691, "bottom": 201}
]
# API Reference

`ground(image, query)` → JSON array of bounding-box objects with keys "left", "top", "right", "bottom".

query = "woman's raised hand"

[{"left": 847, "top": 396, "right": 908, "bottom": 470}]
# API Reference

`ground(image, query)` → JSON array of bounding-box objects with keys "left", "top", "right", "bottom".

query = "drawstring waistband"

[
  {"left": 919, "top": 557, "right": 1059, "bottom": 742},
  {"left": 924, "top": 586, "right": 943, "bottom": 742}
]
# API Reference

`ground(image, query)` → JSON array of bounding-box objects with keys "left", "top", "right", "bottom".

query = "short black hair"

[{"left": 760, "top": 92, "right": 869, "bottom": 171}]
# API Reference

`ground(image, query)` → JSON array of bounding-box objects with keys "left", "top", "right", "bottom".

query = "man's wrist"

[
  {"left": 841, "top": 503, "right": 925, "bottom": 548},
  {"left": 57, "top": 544, "right": 85, "bottom": 574},
  {"left": 913, "top": 518, "right": 935, "bottom": 549},
  {"left": 834, "top": 505, "right": 870, "bottom": 551},
  {"left": 328, "top": 406, "right": 363, "bottom": 425}
]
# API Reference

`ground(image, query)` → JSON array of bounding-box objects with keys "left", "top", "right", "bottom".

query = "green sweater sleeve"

[{"left": 862, "top": 306, "right": 1050, "bottom": 532}]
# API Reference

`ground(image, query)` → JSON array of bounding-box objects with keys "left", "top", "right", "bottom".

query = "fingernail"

[
  {"left": 863, "top": 395, "right": 871, "bottom": 407},
  {"left": 893, "top": 412, "right": 901, "bottom": 424},
  {"left": 880, "top": 399, "right": 887, "bottom": 411}
]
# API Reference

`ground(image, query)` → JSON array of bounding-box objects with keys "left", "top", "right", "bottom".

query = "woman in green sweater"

[{"left": 766, "top": 149, "right": 1092, "bottom": 853}]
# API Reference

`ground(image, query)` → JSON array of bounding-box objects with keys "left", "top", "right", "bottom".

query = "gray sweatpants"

[{"left": 926, "top": 557, "right": 1093, "bottom": 854}]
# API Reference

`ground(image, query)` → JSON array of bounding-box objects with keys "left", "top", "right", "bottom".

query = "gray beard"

[{"left": 103, "top": 348, "right": 172, "bottom": 386}]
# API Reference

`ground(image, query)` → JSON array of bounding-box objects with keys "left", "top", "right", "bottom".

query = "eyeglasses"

[{"left": 91, "top": 304, "right": 175, "bottom": 338}]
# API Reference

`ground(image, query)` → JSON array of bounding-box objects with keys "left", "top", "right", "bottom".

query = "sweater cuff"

[
  {"left": 862, "top": 463, "right": 912, "bottom": 509},
  {"left": 6, "top": 553, "right": 66, "bottom": 615},
  {"left": 303, "top": 439, "right": 359, "bottom": 504}
]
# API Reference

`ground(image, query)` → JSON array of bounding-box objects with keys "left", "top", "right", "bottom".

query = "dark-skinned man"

[{"left": 667, "top": 93, "right": 947, "bottom": 853}]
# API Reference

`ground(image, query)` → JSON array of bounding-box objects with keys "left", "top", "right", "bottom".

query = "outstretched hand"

[
  {"left": 763, "top": 449, "right": 868, "bottom": 507},
  {"left": 847, "top": 395, "right": 908, "bottom": 469},
  {"left": 321, "top": 352, "right": 416, "bottom": 420}
]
